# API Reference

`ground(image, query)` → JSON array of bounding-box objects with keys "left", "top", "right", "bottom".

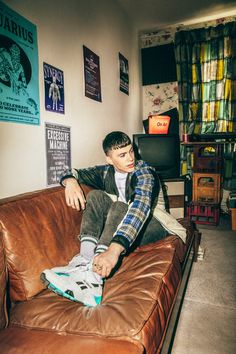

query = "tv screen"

[{"left": 133, "top": 134, "right": 180, "bottom": 180}]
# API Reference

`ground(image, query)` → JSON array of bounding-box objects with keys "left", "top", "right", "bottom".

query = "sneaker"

[
  {"left": 50, "top": 254, "right": 90, "bottom": 274},
  {"left": 41, "top": 265, "right": 103, "bottom": 307}
]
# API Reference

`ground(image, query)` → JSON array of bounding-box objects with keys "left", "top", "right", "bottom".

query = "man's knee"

[
  {"left": 86, "top": 190, "right": 113, "bottom": 210},
  {"left": 107, "top": 201, "right": 128, "bottom": 217},
  {"left": 86, "top": 190, "right": 106, "bottom": 203}
]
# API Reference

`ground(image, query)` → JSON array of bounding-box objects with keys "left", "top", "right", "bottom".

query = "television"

[{"left": 133, "top": 134, "right": 180, "bottom": 180}]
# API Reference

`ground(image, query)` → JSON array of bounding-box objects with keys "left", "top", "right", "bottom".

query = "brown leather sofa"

[{"left": 0, "top": 185, "right": 200, "bottom": 354}]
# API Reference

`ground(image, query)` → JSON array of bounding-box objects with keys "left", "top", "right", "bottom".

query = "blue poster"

[
  {"left": 0, "top": 1, "right": 40, "bottom": 125},
  {"left": 43, "top": 62, "right": 64, "bottom": 114}
]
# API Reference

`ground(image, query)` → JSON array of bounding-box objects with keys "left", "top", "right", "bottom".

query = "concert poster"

[
  {"left": 44, "top": 62, "right": 65, "bottom": 114},
  {"left": 83, "top": 45, "right": 102, "bottom": 102},
  {"left": 0, "top": 1, "right": 40, "bottom": 125},
  {"left": 45, "top": 122, "right": 71, "bottom": 186},
  {"left": 119, "top": 52, "right": 129, "bottom": 95}
]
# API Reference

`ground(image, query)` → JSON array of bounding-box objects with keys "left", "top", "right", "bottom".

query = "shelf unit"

[
  {"left": 186, "top": 142, "right": 223, "bottom": 225},
  {"left": 180, "top": 134, "right": 236, "bottom": 224},
  {"left": 181, "top": 137, "right": 236, "bottom": 191}
]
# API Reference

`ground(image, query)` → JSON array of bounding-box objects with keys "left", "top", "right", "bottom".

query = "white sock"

[{"left": 80, "top": 236, "right": 97, "bottom": 261}]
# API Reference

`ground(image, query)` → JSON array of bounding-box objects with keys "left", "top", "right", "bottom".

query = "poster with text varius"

[
  {"left": 0, "top": 1, "right": 40, "bottom": 125},
  {"left": 45, "top": 123, "right": 71, "bottom": 186},
  {"left": 44, "top": 62, "right": 64, "bottom": 114}
]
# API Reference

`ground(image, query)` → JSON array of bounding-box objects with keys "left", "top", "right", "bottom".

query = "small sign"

[{"left": 148, "top": 115, "right": 170, "bottom": 134}]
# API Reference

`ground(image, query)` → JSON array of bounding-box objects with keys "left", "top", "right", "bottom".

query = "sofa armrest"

[{"left": 0, "top": 225, "right": 8, "bottom": 329}]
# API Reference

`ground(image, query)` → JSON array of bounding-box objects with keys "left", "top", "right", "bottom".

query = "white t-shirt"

[{"left": 114, "top": 170, "right": 128, "bottom": 203}]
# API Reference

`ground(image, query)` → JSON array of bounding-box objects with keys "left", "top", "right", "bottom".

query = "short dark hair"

[{"left": 102, "top": 131, "right": 131, "bottom": 155}]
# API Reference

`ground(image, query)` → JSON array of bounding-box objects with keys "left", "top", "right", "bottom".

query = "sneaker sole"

[
  {"left": 40, "top": 272, "right": 78, "bottom": 302},
  {"left": 40, "top": 272, "right": 101, "bottom": 307}
]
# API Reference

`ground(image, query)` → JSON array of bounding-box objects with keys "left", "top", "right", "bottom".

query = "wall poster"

[
  {"left": 43, "top": 62, "right": 64, "bottom": 114},
  {"left": 119, "top": 53, "right": 129, "bottom": 95},
  {"left": 0, "top": 1, "right": 40, "bottom": 125},
  {"left": 83, "top": 45, "right": 102, "bottom": 102},
  {"left": 45, "top": 122, "right": 71, "bottom": 186}
]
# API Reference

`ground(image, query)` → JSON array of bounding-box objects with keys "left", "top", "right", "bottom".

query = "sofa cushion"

[
  {"left": 0, "top": 327, "right": 143, "bottom": 354},
  {"left": 0, "top": 186, "right": 91, "bottom": 302},
  {"left": 10, "top": 244, "right": 181, "bottom": 353}
]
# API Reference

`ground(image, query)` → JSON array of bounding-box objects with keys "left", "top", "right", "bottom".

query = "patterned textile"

[
  {"left": 175, "top": 21, "right": 236, "bottom": 134},
  {"left": 111, "top": 164, "right": 155, "bottom": 249}
]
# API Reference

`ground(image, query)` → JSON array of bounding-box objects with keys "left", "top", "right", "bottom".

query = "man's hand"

[
  {"left": 93, "top": 243, "right": 125, "bottom": 278},
  {"left": 64, "top": 178, "right": 86, "bottom": 211}
]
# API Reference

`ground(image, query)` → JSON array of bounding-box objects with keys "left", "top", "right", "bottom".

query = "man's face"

[{"left": 106, "top": 144, "right": 135, "bottom": 173}]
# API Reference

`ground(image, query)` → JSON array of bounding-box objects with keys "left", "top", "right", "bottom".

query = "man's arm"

[
  {"left": 110, "top": 165, "right": 157, "bottom": 252},
  {"left": 64, "top": 178, "right": 86, "bottom": 211},
  {"left": 60, "top": 166, "right": 105, "bottom": 190},
  {"left": 60, "top": 166, "right": 106, "bottom": 210},
  {"left": 92, "top": 243, "right": 125, "bottom": 278}
]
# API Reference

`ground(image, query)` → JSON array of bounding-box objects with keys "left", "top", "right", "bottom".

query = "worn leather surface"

[
  {"left": 0, "top": 327, "right": 143, "bottom": 354},
  {"left": 0, "top": 185, "right": 190, "bottom": 354},
  {"left": 10, "top": 246, "right": 181, "bottom": 352},
  {"left": 0, "top": 186, "right": 92, "bottom": 301}
]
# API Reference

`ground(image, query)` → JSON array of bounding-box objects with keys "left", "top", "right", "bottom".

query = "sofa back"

[
  {"left": 0, "top": 234, "right": 7, "bottom": 329},
  {"left": 0, "top": 186, "right": 91, "bottom": 303}
]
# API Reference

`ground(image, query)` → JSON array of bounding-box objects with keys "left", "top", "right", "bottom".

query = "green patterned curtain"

[{"left": 175, "top": 21, "right": 236, "bottom": 135}]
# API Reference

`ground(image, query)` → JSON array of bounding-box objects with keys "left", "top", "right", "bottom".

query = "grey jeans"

[{"left": 80, "top": 190, "right": 168, "bottom": 253}]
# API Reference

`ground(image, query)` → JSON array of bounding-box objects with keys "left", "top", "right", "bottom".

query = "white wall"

[{"left": 0, "top": 0, "right": 143, "bottom": 198}]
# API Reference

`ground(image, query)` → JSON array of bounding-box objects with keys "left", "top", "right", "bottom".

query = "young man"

[{"left": 41, "top": 131, "right": 186, "bottom": 307}]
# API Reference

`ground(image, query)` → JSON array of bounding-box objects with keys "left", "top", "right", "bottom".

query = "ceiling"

[{"left": 116, "top": 0, "right": 236, "bottom": 33}]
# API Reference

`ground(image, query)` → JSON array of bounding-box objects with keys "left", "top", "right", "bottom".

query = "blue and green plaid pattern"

[{"left": 111, "top": 163, "right": 155, "bottom": 249}]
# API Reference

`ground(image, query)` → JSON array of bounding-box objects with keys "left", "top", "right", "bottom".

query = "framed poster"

[
  {"left": 119, "top": 53, "right": 129, "bottom": 95},
  {"left": 43, "top": 62, "right": 64, "bottom": 114},
  {"left": 45, "top": 122, "right": 71, "bottom": 186},
  {"left": 0, "top": 1, "right": 40, "bottom": 125},
  {"left": 83, "top": 45, "right": 102, "bottom": 102}
]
